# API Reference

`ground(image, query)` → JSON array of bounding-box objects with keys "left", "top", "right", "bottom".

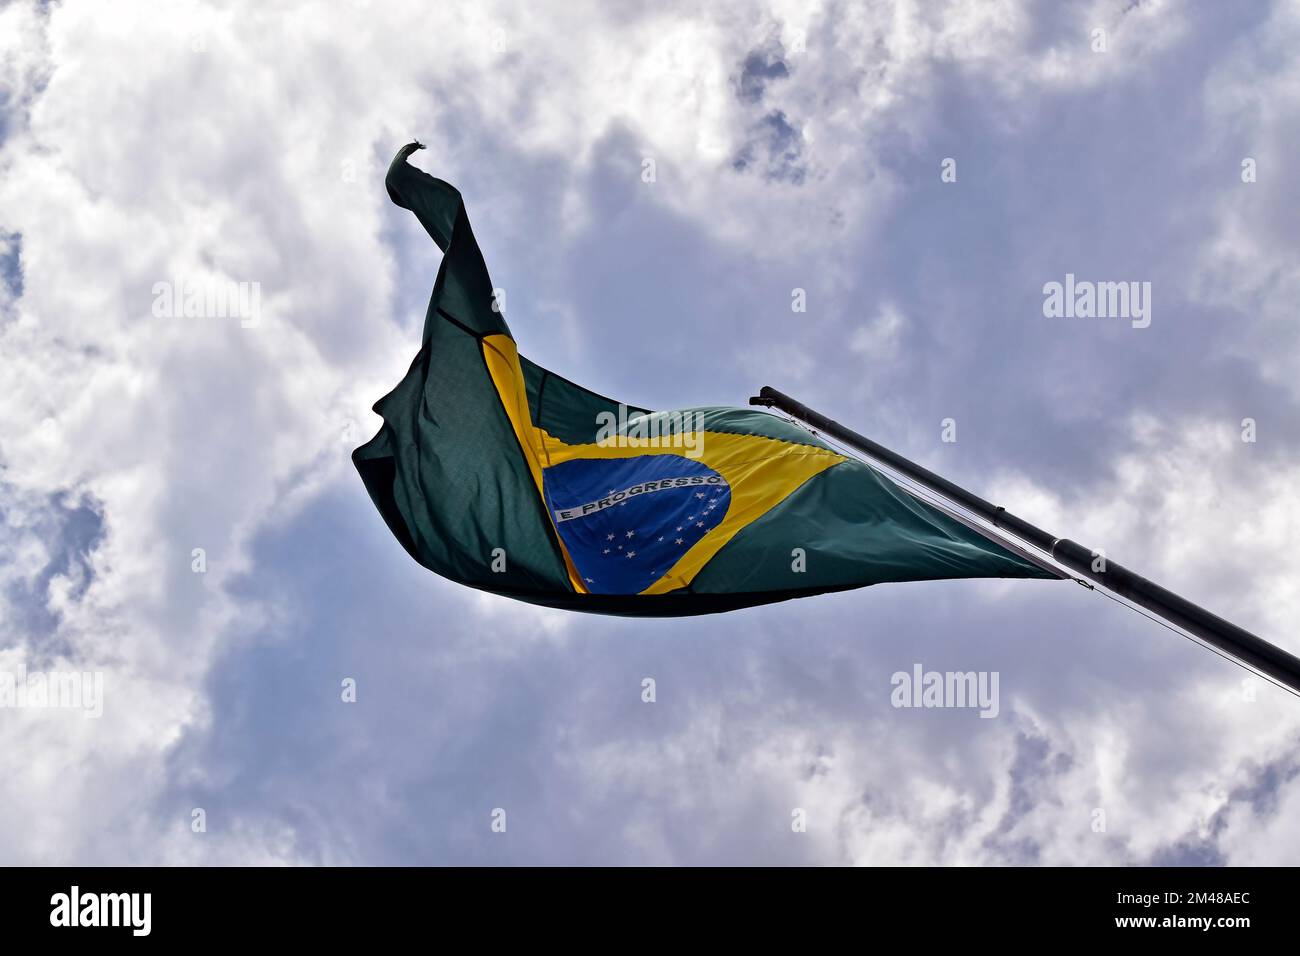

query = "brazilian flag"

[{"left": 354, "top": 144, "right": 1057, "bottom": 616}]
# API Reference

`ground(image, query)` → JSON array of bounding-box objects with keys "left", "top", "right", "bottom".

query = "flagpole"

[{"left": 749, "top": 385, "right": 1300, "bottom": 695}]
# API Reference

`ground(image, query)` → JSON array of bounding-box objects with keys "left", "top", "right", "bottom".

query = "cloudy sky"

[{"left": 2, "top": 0, "right": 1299, "bottom": 865}]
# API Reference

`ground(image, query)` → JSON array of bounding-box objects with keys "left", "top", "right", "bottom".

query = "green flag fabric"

[{"left": 353, "top": 143, "right": 1059, "bottom": 617}]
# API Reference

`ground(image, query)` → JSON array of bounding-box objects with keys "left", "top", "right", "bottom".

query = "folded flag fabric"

[{"left": 353, "top": 143, "right": 1058, "bottom": 617}]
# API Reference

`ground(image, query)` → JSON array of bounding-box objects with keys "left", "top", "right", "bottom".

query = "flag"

[{"left": 353, "top": 143, "right": 1059, "bottom": 616}]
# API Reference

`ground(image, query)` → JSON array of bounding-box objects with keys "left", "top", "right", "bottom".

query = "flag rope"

[
  {"left": 775, "top": 413, "right": 1300, "bottom": 700},
  {"left": 779, "top": 414, "right": 1069, "bottom": 577},
  {"left": 1088, "top": 585, "right": 1300, "bottom": 700}
]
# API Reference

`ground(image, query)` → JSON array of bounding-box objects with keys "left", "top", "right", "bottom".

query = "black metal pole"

[{"left": 750, "top": 385, "right": 1300, "bottom": 695}]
